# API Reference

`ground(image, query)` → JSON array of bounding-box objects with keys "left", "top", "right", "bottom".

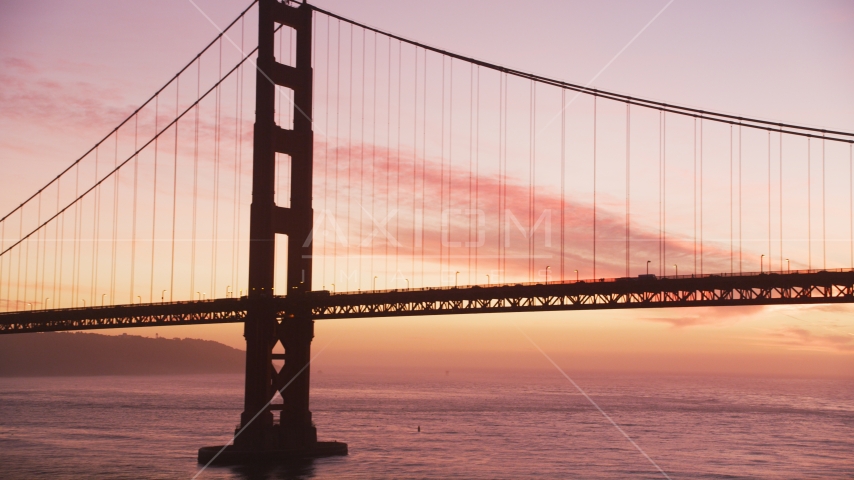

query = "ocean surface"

[{"left": 0, "top": 369, "right": 852, "bottom": 479}]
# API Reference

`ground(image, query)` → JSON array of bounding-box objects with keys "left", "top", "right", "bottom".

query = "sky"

[{"left": 0, "top": 0, "right": 853, "bottom": 377}]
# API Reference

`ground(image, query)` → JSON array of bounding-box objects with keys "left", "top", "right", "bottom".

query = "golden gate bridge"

[{"left": 1, "top": 0, "right": 853, "bottom": 464}]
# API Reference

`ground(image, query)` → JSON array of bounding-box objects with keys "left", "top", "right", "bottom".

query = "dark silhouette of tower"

[{"left": 198, "top": 0, "right": 346, "bottom": 463}]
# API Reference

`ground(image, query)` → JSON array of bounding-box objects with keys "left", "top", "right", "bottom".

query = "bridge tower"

[{"left": 199, "top": 0, "right": 346, "bottom": 463}]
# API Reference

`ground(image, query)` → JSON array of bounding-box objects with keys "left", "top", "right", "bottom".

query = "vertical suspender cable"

[
  {"left": 739, "top": 123, "right": 742, "bottom": 273},
  {"left": 660, "top": 112, "right": 666, "bottom": 274},
  {"left": 110, "top": 134, "right": 118, "bottom": 304},
  {"left": 86, "top": 153, "right": 95, "bottom": 304},
  {"left": 693, "top": 118, "right": 696, "bottom": 274},
  {"left": 385, "top": 34, "right": 391, "bottom": 287},
  {"left": 334, "top": 20, "right": 342, "bottom": 288},
  {"left": 396, "top": 39, "right": 402, "bottom": 285},
  {"left": 371, "top": 31, "right": 377, "bottom": 287},
  {"left": 663, "top": 112, "right": 667, "bottom": 274},
  {"left": 235, "top": 18, "right": 246, "bottom": 295},
  {"left": 448, "top": 59, "right": 454, "bottom": 281},
  {"left": 808, "top": 138, "right": 811, "bottom": 270},
  {"left": 346, "top": 25, "right": 355, "bottom": 291},
  {"left": 474, "top": 66, "right": 480, "bottom": 284},
  {"left": 150, "top": 95, "right": 160, "bottom": 303},
  {"left": 72, "top": 163, "right": 80, "bottom": 306},
  {"left": 15, "top": 207, "right": 24, "bottom": 310},
  {"left": 533, "top": 82, "right": 537, "bottom": 281},
  {"left": 17, "top": 212, "right": 25, "bottom": 307},
  {"left": 30, "top": 195, "right": 40, "bottom": 306},
  {"left": 412, "top": 45, "right": 418, "bottom": 285},
  {"left": 497, "top": 73, "right": 503, "bottom": 282},
  {"left": 322, "top": 17, "right": 330, "bottom": 289},
  {"left": 59, "top": 179, "right": 66, "bottom": 307},
  {"left": 23, "top": 220, "right": 30, "bottom": 308},
  {"left": 502, "top": 74, "right": 508, "bottom": 281},
  {"left": 530, "top": 81, "right": 535, "bottom": 282},
  {"left": 40, "top": 190, "right": 48, "bottom": 305},
  {"left": 19, "top": 212, "right": 25, "bottom": 309},
  {"left": 211, "top": 40, "right": 223, "bottom": 297},
  {"left": 35, "top": 195, "right": 42, "bottom": 306},
  {"left": 593, "top": 95, "right": 597, "bottom": 279},
  {"left": 440, "top": 56, "right": 445, "bottom": 284},
  {"left": 421, "top": 48, "right": 427, "bottom": 286},
  {"left": 191, "top": 59, "right": 200, "bottom": 299},
  {"left": 170, "top": 78, "right": 180, "bottom": 301},
  {"left": 360, "top": 29, "right": 367, "bottom": 290},
  {"left": 131, "top": 112, "right": 142, "bottom": 301},
  {"left": 700, "top": 117, "right": 704, "bottom": 275},
  {"left": 55, "top": 176, "right": 62, "bottom": 307},
  {"left": 625, "top": 103, "right": 630, "bottom": 277},
  {"left": 90, "top": 148, "right": 99, "bottom": 305},
  {"left": 822, "top": 137, "right": 826, "bottom": 269},
  {"left": 730, "top": 125, "right": 733, "bottom": 273},
  {"left": 40, "top": 193, "right": 47, "bottom": 306},
  {"left": 561, "top": 89, "right": 566, "bottom": 281},
  {"left": 768, "top": 131, "right": 771, "bottom": 271},
  {"left": 229, "top": 26, "right": 242, "bottom": 295},
  {"left": 468, "top": 63, "right": 474, "bottom": 284}
]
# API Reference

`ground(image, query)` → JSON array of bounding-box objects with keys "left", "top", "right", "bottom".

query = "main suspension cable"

[{"left": 0, "top": 0, "right": 261, "bottom": 225}]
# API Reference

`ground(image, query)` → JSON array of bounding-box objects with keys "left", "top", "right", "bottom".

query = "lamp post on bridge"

[
  {"left": 574, "top": 269, "right": 578, "bottom": 282},
  {"left": 486, "top": 274, "right": 490, "bottom": 286},
  {"left": 761, "top": 254, "right": 765, "bottom": 274},
  {"left": 786, "top": 258, "right": 790, "bottom": 273},
  {"left": 647, "top": 260, "right": 651, "bottom": 275},
  {"left": 455, "top": 271, "right": 460, "bottom": 287},
  {"left": 546, "top": 266, "right": 550, "bottom": 284}
]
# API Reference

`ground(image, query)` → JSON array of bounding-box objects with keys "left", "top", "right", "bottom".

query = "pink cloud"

[
  {"left": 763, "top": 327, "right": 854, "bottom": 353},
  {"left": 640, "top": 305, "right": 767, "bottom": 328},
  {"left": 310, "top": 138, "right": 736, "bottom": 283}
]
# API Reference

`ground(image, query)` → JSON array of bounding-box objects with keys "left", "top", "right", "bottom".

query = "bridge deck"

[{"left": 1, "top": 269, "right": 852, "bottom": 334}]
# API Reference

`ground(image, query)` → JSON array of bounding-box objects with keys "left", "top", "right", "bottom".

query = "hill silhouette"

[{"left": 0, "top": 332, "right": 244, "bottom": 376}]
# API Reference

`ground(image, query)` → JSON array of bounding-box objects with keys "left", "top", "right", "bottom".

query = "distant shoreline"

[{"left": 0, "top": 332, "right": 245, "bottom": 377}]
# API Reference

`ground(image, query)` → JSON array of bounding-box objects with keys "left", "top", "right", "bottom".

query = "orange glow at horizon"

[{"left": 99, "top": 303, "right": 854, "bottom": 378}]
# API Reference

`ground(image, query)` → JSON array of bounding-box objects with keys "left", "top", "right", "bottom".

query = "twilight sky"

[{"left": 1, "top": 0, "right": 852, "bottom": 376}]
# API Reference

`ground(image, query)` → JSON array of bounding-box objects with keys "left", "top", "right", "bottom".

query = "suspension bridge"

[{"left": 1, "top": 0, "right": 853, "bottom": 464}]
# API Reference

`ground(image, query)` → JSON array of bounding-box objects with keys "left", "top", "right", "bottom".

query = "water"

[{"left": 0, "top": 369, "right": 852, "bottom": 479}]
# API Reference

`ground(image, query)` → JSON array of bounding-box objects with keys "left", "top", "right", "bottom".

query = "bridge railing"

[{"left": 323, "top": 267, "right": 854, "bottom": 296}]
